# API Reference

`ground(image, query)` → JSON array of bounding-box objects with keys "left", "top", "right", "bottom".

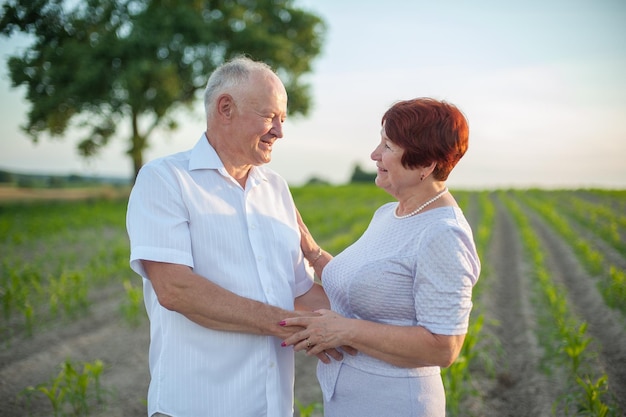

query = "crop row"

[
  {"left": 518, "top": 190, "right": 626, "bottom": 316},
  {"left": 502, "top": 192, "right": 615, "bottom": 415},
  {"left": 0, "top": 199, "right": 140, "bottom": 342}
]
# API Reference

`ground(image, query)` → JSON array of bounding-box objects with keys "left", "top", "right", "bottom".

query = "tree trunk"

[
  {"left": 131, "top": 147, "right": 144, "bottom": 184},
  {"left": 129, "top": 112, "right": 146, "bottom": 183}
]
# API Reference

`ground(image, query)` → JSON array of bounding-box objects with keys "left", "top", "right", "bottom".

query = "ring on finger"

[{"left": 306, "top": 338, "right": 312, "bottom": 349}]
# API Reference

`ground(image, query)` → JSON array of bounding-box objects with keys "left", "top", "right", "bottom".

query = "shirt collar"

[
  {"left": 189, "top": 133, "right": 269, "bottom": 184},
  {"left": 189, "top": 133, "right": 222, "bottom": 171}
]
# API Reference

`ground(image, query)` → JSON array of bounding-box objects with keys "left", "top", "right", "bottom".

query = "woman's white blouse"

[{"left": 318, "top": 204, "right": 480, "bottom": 401}]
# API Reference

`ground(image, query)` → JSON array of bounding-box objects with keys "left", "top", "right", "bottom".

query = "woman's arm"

[
  {"left": 281, "top": 310, "right": 465, "bottom": 368},
  {"left": 297, "top": 209, "right": 333, "bottom": 278}
]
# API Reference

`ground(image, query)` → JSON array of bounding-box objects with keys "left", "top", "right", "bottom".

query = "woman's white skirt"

[{"left": 322, "top": 363, "right": 446, "bottom": 417}]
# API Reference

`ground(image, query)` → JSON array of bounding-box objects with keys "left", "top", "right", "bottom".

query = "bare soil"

[
  {"left": 1, "top": 190, "right": 624, "bottom": 416},
  {"left": 0, "top": 287, "right": 321, "bottom": 417},
  {"left": 0, "top": 185, "right": 129, "bottom": 202},
  {"left": 465, "top": 198, "right": 555, "bottom": 416}
]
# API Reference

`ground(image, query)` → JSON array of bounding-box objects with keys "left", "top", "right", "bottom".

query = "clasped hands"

[{"left": 279, "top": 309, "right": 357, "bottom": 363}]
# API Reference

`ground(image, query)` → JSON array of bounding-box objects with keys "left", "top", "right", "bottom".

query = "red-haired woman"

[{"left": 282, "top": 98, "right": 480, "bottom": 416}]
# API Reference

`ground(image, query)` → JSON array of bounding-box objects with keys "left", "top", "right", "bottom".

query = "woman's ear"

[{"left": 420, "top": 161, "right": 437, "bottom": 180}]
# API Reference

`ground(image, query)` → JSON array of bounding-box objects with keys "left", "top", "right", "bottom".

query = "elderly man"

[{"left": 127, "top": 56, "right": 336, "bottom": 417}]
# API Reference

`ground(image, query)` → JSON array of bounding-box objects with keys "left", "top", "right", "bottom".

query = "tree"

[
  {"left": 0, "top": 169, "right": 14, "bottom": 183},
  {"left": 0, "top": 0, "right": 325, "bottom": 180},
  {"left": 349, "top": 163, "right": 376, "bottom": 183}
]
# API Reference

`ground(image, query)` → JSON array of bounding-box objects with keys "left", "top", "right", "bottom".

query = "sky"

[{"left": 0, "top": 0, "right": 625, "bottom": 189}]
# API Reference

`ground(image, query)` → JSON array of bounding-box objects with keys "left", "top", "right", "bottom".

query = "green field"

[{"left": 1, "top": 185, "right": 625, "bottom": 416}]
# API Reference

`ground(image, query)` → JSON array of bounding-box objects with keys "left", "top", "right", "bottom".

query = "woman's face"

[{"left": 370, "top": 124, "right": 418, "bottom": 197}]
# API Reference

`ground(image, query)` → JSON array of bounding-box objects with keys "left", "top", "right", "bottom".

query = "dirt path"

[
  {"left": 471, "top": 198, "right": 554, "bottom": 416},
  {"left": 0, "top": 186, "right": 128, "bottom": 202}
]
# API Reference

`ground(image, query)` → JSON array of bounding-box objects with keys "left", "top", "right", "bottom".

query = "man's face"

[{"left": 230, "top": 72, "right": 288, "bottom": 166}]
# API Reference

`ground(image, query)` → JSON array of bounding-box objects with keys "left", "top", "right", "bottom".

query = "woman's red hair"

[{"left": 382, "top": 98, "right": 469, "bottom": 181}]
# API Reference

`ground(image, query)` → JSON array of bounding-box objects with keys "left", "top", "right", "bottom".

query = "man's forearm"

[{"left": 143, "top": 260, "right": 308, "bottom": 338}]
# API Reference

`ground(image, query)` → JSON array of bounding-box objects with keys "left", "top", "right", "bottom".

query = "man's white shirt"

[{"left": 127, "top": 134, "right": 314, "bottom": 417}]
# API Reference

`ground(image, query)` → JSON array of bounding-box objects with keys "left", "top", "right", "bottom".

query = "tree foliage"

[
  {"left": 0, "top": 0, "right": 326, "bottom": 179},
  {"left": 349, "top": 163, "right": 376, "bottom": 183}
]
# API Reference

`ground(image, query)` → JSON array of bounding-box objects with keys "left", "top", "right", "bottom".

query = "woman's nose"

[{"left": 371, "top": 144, "right": 381, "bottom": 161}]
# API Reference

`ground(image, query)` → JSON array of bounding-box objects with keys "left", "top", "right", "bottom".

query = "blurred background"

[{"left": 0, "top": 0, "right": 625, "bottom": 189}]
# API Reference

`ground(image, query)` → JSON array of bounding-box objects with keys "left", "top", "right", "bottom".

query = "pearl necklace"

[{"left": 394, "top": 187, "right": 449, "bottom": 219}]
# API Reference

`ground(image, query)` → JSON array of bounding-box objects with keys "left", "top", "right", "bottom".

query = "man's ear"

[{"left": 217, "top": 94, "right": 235, "bottom": 119}]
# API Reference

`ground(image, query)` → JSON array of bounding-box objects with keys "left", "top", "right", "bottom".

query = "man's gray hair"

[{"left": 203, "top": 56, "right": 274, "bottom": 116}]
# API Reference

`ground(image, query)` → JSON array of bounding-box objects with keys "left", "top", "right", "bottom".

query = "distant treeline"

[
  {"left": 0, "top": 163, "right": 376, "bottom": 188},
  {"left": 306, "top": 164, "right": 376, "bottom": 186}
]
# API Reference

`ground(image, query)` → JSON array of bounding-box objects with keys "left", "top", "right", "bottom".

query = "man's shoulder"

[{"left": 140, "top": 149, "right": 192, "bottom": 175}]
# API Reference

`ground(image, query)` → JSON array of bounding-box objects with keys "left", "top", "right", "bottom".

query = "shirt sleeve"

[
  {"left": 274, "top": 175, "right": 315, "bottom": 298},
  {"left": 294, "top": 256, "right": 316, "bottom": 297},
  {"left": 126, "top": 162, "right": 194, "bottom": 278},
  {"left": 414, "top": 221, "right": 480, "bottom": 335}
]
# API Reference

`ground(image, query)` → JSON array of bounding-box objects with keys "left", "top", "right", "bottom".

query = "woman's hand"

[
  {"left": 280, "top": 309, "right": 358, "bottom": 357},
  {"left": 284, "top": 309, "right": 466, "bottom": 369}
]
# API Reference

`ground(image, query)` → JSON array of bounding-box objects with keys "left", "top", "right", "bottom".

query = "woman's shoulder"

[
  {"left": 370, "top": 202, "right": 397, "bottom": 221},
  {"left": 425, "top": 205, "right": 468, "bottom": 223},
  {"left": 407, "top": 206, "right": 472, "bottom": 241},
  {"left": 378, "top": 201, "right": 397, "bottom": 212}
]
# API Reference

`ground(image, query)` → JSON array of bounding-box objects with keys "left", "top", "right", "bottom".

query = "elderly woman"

[{"left": 281, "top": 98, "right": 481, "bottom": 416}]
